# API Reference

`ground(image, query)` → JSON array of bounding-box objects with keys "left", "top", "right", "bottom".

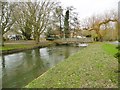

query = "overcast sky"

[{"left": 59, "top": 0, "right": 119, "bottom": 19}]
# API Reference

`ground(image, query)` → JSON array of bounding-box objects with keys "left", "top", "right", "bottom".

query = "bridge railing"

[{"left": 60, "top": 38, "right": 93, "bottom": 43}]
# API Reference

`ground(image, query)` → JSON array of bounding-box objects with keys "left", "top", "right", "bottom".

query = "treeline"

[
  {"left": 1, "top": 0, "right": 78, "bottom": 45},
  {"left": 0, "top": 0, "right": 119, "bottom": 46},
  {"left": 1, "top": 0, "right": 62, "bottom": 45}
]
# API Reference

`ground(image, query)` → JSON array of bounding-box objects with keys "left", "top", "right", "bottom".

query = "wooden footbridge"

[{"left": 55, "top": 38, "right": 93, "bottom": 45}]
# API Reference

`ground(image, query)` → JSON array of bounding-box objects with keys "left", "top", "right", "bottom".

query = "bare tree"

[
  {"left": 0, "top": 2, "right": 16, "bottom": 46},
  {"left": 12, "top": 0, "right": 59, "bottom": 43},
  {"left": 82, "top": 10, "right": 118, "bottom": 41},
  {"left": 12, "top": 2, "right": 33, "bottom": 40},
  {"left": 26, "top": 0, "right": 59, "bottom": 43},
  {"left": 55, "top": 6, "right": 64, "bottom": 38}
]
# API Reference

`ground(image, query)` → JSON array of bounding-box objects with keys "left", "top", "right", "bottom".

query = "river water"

[{"left": 1, "top": 45, "right": 83, "bottom": 88}]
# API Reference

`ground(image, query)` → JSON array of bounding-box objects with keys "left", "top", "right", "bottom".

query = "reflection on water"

[{"left": 1, "top": 46, "right": 83, "bottom": 88}]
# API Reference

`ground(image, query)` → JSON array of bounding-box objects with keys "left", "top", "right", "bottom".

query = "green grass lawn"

[
  {"left": 102, "top": 43, "right": 118, "bottom": 56},
  {"left": 26, "top": 42, "right": 118, "bottom": 88},
  {"left": 0, "top": 44, "right": 37, "bottom": 51},
  {"left": 0, "top": 41, "right": 53, "bottom": 51}
]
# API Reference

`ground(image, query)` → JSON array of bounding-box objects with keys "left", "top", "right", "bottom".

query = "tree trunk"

[
  {"left": 2, "top": 56, "right": 5, "bottom": 68},
  {"left": 1, "top": 35, "right": 4, "bottom": 46},
  {"left": 59, "top": 15, "right": 62, "bottom": 38},
  {"left": 36, "top": 33, "right": 40, "bottom": 44},
  {"left": 22, "top": 32, "right": 31, "bottom": 40},
  {"left": 26, "top": 34, "right": 31, "bottom": 40},
  {"left": 98, "top": 32, "right": 103, "bottom": 42},
  {"left": 96, "top": 29, "right": 103, "bottom": 42}
]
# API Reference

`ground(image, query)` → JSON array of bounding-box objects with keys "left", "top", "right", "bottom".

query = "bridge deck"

[{"left": 55, "top": 38, "right": 93, "bottom": 45}]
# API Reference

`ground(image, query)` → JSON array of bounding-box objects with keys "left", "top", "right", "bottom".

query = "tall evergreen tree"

[{"left": 64, "top": 10, "right": 70, "bottom": 38}]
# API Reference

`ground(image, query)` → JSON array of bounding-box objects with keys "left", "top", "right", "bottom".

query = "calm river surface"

[{"left": 1, "top": 45, "right": 83, "bottom": 88}]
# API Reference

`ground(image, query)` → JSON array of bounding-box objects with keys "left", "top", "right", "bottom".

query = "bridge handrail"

[{"left": 60, "top": 38, "right": 93, "bottom": 42}]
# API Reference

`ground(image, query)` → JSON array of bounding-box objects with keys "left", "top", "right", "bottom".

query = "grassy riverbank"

[
  {"left": 1, "top": 44, "right": 34, "bottom": 51},
  {"left": 102, "top": 43, "right": 118, "bottom": 56},
  {"left": 1, "top": 40, "right": 54, "bottom": 55},
  {"left": 26, "top": 42, "right": 118, "bottom": 88}
]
